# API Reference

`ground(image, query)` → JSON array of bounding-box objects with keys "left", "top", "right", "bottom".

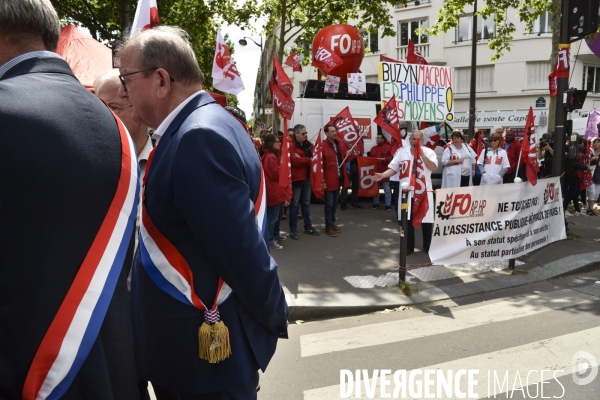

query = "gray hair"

[
  {"left": 410, "top": 130, "right": 424, "bottom": 139},
  {"left": 293, "top": 124, "right": 306, "bottom": 134},
  {"left": 0, "top": 0, "right": 60, "bottom": 51},
  {"left": 118, "top": 26, "right": 204, "bottom": 86},
  {"left": 93, "top": 69, "right": 119, "bottom": 94}
]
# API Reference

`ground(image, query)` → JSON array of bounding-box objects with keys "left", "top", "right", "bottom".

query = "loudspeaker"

[{"left": 303, "top": 80, "right": 326, "bottom": 98}]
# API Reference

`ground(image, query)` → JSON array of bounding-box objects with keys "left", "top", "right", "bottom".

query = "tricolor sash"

[
  {"left": 138, "top": 145, "right": 267, "bottom": 362},
  {"left": 22, "top": 110, "right": 139, "bottom": 400}
]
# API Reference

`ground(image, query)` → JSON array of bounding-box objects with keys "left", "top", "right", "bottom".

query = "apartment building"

[{"left": 281, "top": 0, "right": 600, "bottom": 137}]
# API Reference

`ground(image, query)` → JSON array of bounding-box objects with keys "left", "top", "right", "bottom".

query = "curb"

[{"left": 286, "top": 251, "right": 600, "bottom": 321}]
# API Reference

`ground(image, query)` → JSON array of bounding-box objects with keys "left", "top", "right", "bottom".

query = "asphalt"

[{"left": 271, "top": 197, "right": 600, "bottom": 321}]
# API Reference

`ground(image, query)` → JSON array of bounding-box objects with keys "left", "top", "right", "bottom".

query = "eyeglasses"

[
  {"left": 118, "top": 68, "right": 175, "bottom": 92},
  {"left": 108, "top": 103, "right": 133, "bottom": 114}
]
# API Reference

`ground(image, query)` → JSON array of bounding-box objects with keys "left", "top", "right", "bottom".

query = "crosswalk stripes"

[
  {"left": 296, "top": 284, "right": 600, "bottom": 399},
  {"left": 300, "top": 288, "right": 597, "bottom": 358}
]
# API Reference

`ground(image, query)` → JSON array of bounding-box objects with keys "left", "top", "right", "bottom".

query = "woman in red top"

[{"left": 261, "top": 134, "right": 290, "bottom": 249}]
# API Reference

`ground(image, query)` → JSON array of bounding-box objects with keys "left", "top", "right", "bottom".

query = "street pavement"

[
  {"left": 271, "top": 198, "right": 600, "bottom": 321},
  {"left": 259, "top": 269, "right": 600, "bottom": 399}
]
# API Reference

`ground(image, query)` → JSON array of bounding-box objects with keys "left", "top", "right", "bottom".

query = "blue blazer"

[{"left": 132, "top": 91, "right": 289, "bottom": 394}]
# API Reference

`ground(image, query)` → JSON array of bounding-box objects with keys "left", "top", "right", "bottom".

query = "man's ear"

[{"left": 155, "top": 68, "right": 172, "bottom": 99}]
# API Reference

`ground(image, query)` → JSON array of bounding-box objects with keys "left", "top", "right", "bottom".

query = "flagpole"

[{"left": 338, "top": 132, "right": 365, "bottom": 168}]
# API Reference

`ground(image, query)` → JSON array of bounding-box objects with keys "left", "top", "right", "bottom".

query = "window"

[
  {"left": 455, "top": 66, "right": 494, "bottom": 93},
  {"left": 456, "top": 14, "right": 495, "bottom": 42},
  {"left": 397, "top": 19, "right": 428, "bottom": 47},
  {"left": 396, "top": 0, "right": 431, "bottom": 8},
  {"left": 366, "top": 75, "right": 379, "bottom": 84},
  {"left": 532, "top": 10, "right": 553, "bottom": 34},
  {"left": 361, "top": 30, "right": 379, "bottom": 53},
  {"left": 583, "top": 66, "right": 600, "bottom": 93},
  {"left": 527, "top": 62, "right": 552, "bottom": 90}
]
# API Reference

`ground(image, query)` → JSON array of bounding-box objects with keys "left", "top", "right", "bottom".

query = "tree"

[
  {"left": 259, "top": 0, "right": 401, "bottom": 63},
  {"left": 50, "top": 0, "right": 252, "bottom": 93},
  {"left": 424, "top": 0, "right": 553, "bottom": 62}
]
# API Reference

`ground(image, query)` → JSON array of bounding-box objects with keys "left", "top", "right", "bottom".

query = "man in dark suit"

[
  {"left": 117, "top": 26, "right": 288, "bottom": 398},
  {"left": 0, "top": 1, "right": 140, "bottom": 399}
]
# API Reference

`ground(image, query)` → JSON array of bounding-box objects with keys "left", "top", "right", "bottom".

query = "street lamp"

[{"left": 239, "top": 36, "right": 264, "bottom": 124}]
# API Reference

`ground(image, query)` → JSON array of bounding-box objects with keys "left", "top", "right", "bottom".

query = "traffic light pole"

[{"left": 551, "top": 0, "right": 571, "bottom": 180}]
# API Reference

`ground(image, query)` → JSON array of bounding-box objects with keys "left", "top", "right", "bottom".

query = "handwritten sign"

[{"left": 379, "top": 62, "right": 454, "bottom": 122}]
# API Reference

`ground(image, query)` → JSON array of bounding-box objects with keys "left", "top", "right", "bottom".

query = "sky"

[{"left": 221, "top": 23, "right": 264, "bottom": 122}]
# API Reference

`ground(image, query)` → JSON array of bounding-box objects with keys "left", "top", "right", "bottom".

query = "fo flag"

[
  {"left": 312, "top": 43, "right": 344, "bottom": 73},
  {"left": 269, "top": 81, "right": 295, "bottom": 119},
  {"left": 272, "top": 56, "right": 294, "bottom": 97},
  {"left": 521, "top": 107, "right": 540, "bottom": 186},
  {"left": 310, "top": 131, "right": 325, "bottom": 198},
  {"left": 130, "top": 0, "right": 159, "bottom": 38},
  {"left": 285, "top": 51, "right": 302, "bottom": 72},
  {"left": 380, "top": 54, "right": 402, "bottom": 64},
  {"left": 357, "top": 157, "right": 379, "bottom": 197},
  {"left": 549, "top": 47, "right": 570, "bottom": 97},
  {"left": 407, "top": 39, "right": 428, "bottom": 65},
  {"left": 279, "top": 130, "right": 293, "bottom": 198},
  {"left": 212, "top": 31, "right": 245, "bottom": 95},
  {"left": 330, "top": 107, "right": 364, "bottom": 157},
  {"left": 374, "top": 95, "right": 402, "bottom": 145},
  {"left": 409, "top": 138, "right": 428, "bottom": 228}
]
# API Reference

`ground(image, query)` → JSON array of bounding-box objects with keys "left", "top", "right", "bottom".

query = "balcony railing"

[
  {"left": 396, "top": 43, "right": 429, "bottom": 61},
  {"left": 396, "top": 0, "right": 431, "bottom": 9}
]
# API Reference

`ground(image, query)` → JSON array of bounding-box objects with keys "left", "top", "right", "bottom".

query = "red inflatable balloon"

[{"left": 312, "top": 24, "right": 364, "bottom": 82}]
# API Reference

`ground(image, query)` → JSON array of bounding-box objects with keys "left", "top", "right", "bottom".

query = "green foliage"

[
  {"left": 423, "top": 0, "right": 552, "bottom": 62},
  {"left": 258, "top": 0, "right": 400, "bottom": 63},
  {"left": 50, "top": 0, "right": 255, "bottom": 99}
]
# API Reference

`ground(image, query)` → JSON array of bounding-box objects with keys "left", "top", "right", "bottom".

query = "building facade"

[{"left": 280, "top": 0, "right": 600, "bottom": 137}]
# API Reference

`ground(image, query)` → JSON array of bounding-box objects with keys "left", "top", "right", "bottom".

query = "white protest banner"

[
  {"left": 378, "top": 62, "right": 453, "bottom": 122},
  {"left": 429, "top": 177, "right": 566, "bottom": 265}
]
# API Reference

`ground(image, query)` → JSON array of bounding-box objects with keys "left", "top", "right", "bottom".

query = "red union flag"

[
  {"left": 520, "top": 107, "right": 540, "bottom": 186},
  {"left": 279, "top": 130, "right": 293, "bottom": 198},
  {"left": 311, "top": 44, "right": 343, "bottom": 74},
  {"left": 549, "top": 47, "right": 569, "bottom": 97},
  {"left": 272, "top": 56, "right": 293, "bottom": 97},
  {"left": 310, "top": 131, "right": 325, "bottom": 198},
  {"left": 212, "top": 31, "right": 245, "bottom": 95},
  {"left": 380, "top": 54, "right": 402, "bottom": 64},
  {"left": 330, "top": 107, "right": 363, "bottom": 156},
  {"left": 357, "top": 157, "right": 379, "bottom": 197},
  {"left": 407, "top": 39, "right": 428, "bottom": 65},
  {"left": 374, "top": 95, "right": 402, "bottom": 145},
  {"left": 409, "top": 138, "right": 428, "bottom": 228},
  {"left": 130, "top": 0, "right": 159, "bottom": 38},
  {"left": 285, "top": 50, "right": 302, "bottom": 72},
  {"left": 269, "top": 81, "right": 295, "bottom": 120}
]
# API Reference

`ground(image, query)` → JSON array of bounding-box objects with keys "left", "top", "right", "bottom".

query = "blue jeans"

[
  {"left": 373, "top": 181, "right": 391, "bottom": 206},
  {"left": 289, "top": 179, "right": 312, "bottom": 232},
  {"left": 324, "top": 190, "right": 339, "bottom": 229},
  {"left": 267, "top": 203, "right": 284, "bottom": 243}
]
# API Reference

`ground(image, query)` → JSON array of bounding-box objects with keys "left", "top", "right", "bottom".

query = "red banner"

[
  {"left": 407, "top": 39, "right": 428, "bottom": 65},
  {"left": 357, "top": 157, "right": 379, "bottom": 197},
  {"left": 272, "top": 55, "right": 293, "bottom": 97},
  {"left": 380, "top": 54, "right": 402, "bottom": 64},
  {"left": 310, "top": 131, "right": 325, "bottom": 198},
  {"left": 549, "top": 47, "right": 569, "bottom": 97},
  {"left": 279, "top": 129, "right": 292, "bottom": 198},
  {"left": 270, "top": 80, "right": 295, "bottom": 120},
  {"left": 311, "top": 44, "right": 344, "bottom": 74},
  {"left": 409, "top": 138, "right": 428, "bottom": 228},
  {"left": 374, "top": 95, "right": 402, "bottom": 145},
  {"left": 329, "top": 106, "right": 364, "bottom": 158},
  {"left": 285, "top": 50, "right": 302, "bottom": 72},
  {"left": 521, "top": 107, "right": 540, "bottom": 186}
]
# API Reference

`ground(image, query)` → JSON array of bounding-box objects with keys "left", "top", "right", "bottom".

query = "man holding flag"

[{"left": 375, "top": 131, "right": 438, "bottom": 255}]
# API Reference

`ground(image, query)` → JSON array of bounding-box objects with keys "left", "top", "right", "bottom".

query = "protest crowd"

[{"left": 1, "top": 1, "right": 596, "bottom": 399}]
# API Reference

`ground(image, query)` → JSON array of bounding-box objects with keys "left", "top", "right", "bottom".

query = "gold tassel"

[{"left": 198, "top": 321, "right": 232, "bottom": 363}]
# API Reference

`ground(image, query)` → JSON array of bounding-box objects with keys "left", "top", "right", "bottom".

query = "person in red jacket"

[
  {"left": 503, "top": 128, "right": 525, "bottom": 183},
  {"left": 321, "top": 124, "right": 349, "bottom": 237},
  {"left": 261, "top": 134, "right": 290, "bottom": 250},
  {"left": 288, "top": 124, "right": 320, "bottom": 239},
  {"left": 369, "top": 133, "right": 392, "bottom": 211}
]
